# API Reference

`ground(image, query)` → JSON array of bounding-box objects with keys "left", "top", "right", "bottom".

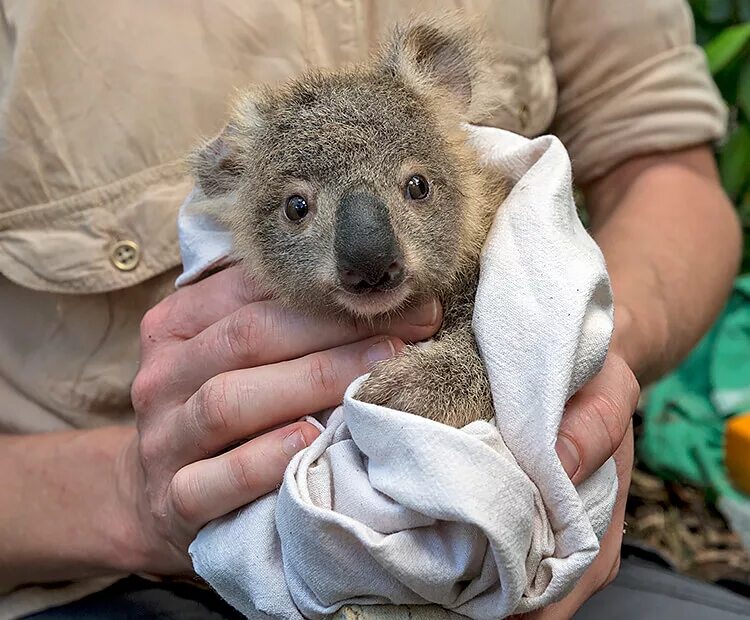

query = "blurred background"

[
  {"left": 694, "top": 0, "right": 750, "bottom": 264},
  {"left": 624, "top": 0, "right": 750, "bottom": 595}
]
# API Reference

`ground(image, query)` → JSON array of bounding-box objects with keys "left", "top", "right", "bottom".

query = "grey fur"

[{"left": 188, "top": 14, "right": 507, "bottom": 427}]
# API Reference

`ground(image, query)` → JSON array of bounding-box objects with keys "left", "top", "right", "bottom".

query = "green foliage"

[
  {"left": 690, "top": 1, "right": 750, "bottom": 272},
  {"left": 705, "top": 22, "right": 750, "bottom": 73}
]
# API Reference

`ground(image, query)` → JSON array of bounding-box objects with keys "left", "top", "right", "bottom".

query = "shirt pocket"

[
  {"left": 0, "top": 164, "right": 187, "bottom": 429},
  {"left": 0, "top": 163, "right": 187, "bottom": 295}
]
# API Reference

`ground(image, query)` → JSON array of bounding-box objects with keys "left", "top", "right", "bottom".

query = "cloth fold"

[{"left": 179, "top": 127, "right": 618, "bottom": 620}]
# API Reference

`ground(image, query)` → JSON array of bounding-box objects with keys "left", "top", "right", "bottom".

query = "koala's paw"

[
  {"left": 355, "top": 351, "right": 437, "bottom": 419},
  {"left": 354, "top": 346, "right": 492, "bottom": 427}
]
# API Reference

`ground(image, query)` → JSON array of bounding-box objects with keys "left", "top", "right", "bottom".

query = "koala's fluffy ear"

[
  {"left": 383, "top": 15, "right": 488, "bottom": 116},
  {"left": 187, "top": 123, "right": 243, "bottom": 197},
  {"left": 187, "top": 96, "right": 262, "bottom": 197}
]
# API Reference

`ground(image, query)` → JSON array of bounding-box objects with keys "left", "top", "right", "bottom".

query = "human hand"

[
  {"left": 522, "top": 349, "right": 639, "bottom": 619},
  {"left": 555, "top": 349, "right": 638, "bottom": 487},
  {"left": 118, "top": 265, "right": 443, "bottom": 575}
]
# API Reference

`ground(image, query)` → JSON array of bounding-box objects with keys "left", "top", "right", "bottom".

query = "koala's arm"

[{"left": 355, "top": 320, "right": 493, "bottom": 428}]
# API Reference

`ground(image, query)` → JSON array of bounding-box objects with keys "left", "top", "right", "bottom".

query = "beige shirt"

[{"left": 0, "top": 0, "right": 726, "bottom": 616}]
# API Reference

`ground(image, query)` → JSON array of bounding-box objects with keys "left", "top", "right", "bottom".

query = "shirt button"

[{"left": 110, "top": 239, "right": 140, "bottom": 271}]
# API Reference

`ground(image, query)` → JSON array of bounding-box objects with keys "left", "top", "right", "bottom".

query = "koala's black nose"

[{"left": 335, "top": 191, "right": 405, "bottom": 294}]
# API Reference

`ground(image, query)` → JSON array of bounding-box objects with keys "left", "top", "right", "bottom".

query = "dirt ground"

[
  {"left": 626, "top": 466, "right": 749, "bottom": 584},
  {"left": 627, "top": 413, "right": 750, "bottom": 588}
]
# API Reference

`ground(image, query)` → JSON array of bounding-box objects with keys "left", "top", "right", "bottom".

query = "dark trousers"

[
  {"left": 26, "top": 546, "right": 750, "bottom": 620},
  {"left": 576, "top": 547, "right": 750, "bottom": 620}
]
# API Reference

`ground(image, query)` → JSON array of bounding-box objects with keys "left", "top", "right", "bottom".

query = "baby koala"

[{"left": 189, "top": 16, "right": 507, "bottom": 428}]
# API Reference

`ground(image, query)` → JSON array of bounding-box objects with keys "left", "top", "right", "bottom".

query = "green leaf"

[
  {"left": 719, "top": 123, "right": 750, "bottom": 200},
  {"left": 705, "top": 23, "right": 750, "bottom": 74},
  {"left": 739, "top": 59, "right": 750, "bottom": 119}
]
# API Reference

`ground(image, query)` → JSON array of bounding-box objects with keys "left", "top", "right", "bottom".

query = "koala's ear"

[
  {"left": 383, "top": 15, "right": 487, "bottom": 115},
  {"left": 187, "top": 123, "right": 243, "bottom": 197},
  {"left": 187, "top": 95, "right": 263, "bottom": 197}
]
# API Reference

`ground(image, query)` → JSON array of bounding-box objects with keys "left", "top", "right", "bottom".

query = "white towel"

[
  {"left": 174, "top": 188, "right": 234, "bottom": 288},
  {"left": 180, "top": 127, "right": 618, "bottom": 620}
]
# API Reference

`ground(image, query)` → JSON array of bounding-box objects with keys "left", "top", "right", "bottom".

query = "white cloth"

[
  {"left": 174, "top": 188, "right": 234, "bottom": 288},
  {"left": 179, "top": 127, "right": 618, "bottom": 620}
]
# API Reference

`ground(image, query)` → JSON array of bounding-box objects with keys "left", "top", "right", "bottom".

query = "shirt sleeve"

[{"left": 549, "top": 0, "right": 728, "bottom": 185}]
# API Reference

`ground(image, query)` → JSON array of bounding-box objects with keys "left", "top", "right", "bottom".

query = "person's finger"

[
  {"left": 555, "top": 353, "right": 639, "bottom": 485},
  {"left": 171, "top": 297, "right": 441, "bottom": 391},
  {"left": 168, "top": 421, "right": 320, "bottom": 535},
  {"left": 165, "top": 335, "right": 403, "bottom": 468},
  {"left": 140, "top": 266, "right": 268, "bottom": 348}
]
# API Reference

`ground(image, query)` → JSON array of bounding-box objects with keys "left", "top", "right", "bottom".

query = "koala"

[{"left": 189, "top": 16, "right": 507, "bottom": 428}]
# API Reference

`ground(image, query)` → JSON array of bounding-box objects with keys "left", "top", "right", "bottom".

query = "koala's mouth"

[
  {"left": 336, "top": 277, "right": 412, "bottom": 317},
  {"left": 335, "top": 255, "right": 412, "bottom": 316},
  {"left": 347, "top": 269, "right": 400, "bottom": 293}
]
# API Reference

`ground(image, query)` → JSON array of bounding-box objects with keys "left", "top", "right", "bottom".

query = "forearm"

[
  {"left": 0, "top": 427, "right": 137, "bottom": 592},
  {"left": 586, "top": 146, "right": 742, "bottom": 384}
]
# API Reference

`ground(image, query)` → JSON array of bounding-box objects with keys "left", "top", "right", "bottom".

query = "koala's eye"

[
  {"left": 405, "top": 175, "right": 430, "bottom": 200},
  {"left": 284, "top": 195, "right": 309, "bottom": 221}
]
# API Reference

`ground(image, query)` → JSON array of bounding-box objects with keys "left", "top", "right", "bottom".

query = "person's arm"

[
  {"left": 588, "top": 144, "right": 741, "bottom": 383},
  {"left": 545, "top": 0, "right": 736, "bottom": 481},
  {"left": 533, "top": 146, "right": 741, "bottom": 619},
  {"left": 536, "top": 1, "right": 739, "bottom": 613},
  {"left": 546, "top": 0, "right": 736, "bottom": 386},
  {"left": 0, "top": 427, "right": 136, "bottom": 591}
]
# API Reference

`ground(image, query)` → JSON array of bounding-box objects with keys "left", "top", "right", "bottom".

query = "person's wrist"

[
  {"left": 108, "top": 427, "right": 196, "bottom": 577},
  {"left": 106, "top": 426, "right": 157, "bottom": 574}
]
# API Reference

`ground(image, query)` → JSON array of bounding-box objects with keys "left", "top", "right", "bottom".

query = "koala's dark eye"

[
  {"left": 405, "top": 175, "right": 430, "bottom": 200},
  {"left": 284, "top": 195, "right": 309, "bottom": 221}
]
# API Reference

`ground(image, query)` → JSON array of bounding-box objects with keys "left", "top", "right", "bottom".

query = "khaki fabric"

[{"left": 0, "top": 0, "right": 726, "bottom": 617}]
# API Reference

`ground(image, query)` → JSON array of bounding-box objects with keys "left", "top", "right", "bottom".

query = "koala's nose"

[
  {"left": 334, "top": 190, "right": 405, "bottom": 294},
  {"left": 339, "top": 258, "right": 405, "bottom": 293}
]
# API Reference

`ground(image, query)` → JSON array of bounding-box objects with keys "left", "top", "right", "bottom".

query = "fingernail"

[
  {"left": 365, "top": 338, "right": 397, "bottom": 368},
  {"left": 404, "top": 299, "right": 439, "bottom": 326},
  {"left": 556, "top": 434, "right": 581, "bottom": 479},
  {"left": 282, "top": 429, "right": 307, "bottom": 457}
]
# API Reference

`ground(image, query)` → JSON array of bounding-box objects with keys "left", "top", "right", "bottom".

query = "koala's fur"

[{"left": 189, "top": 15, "right": 507, "bottom": 428}]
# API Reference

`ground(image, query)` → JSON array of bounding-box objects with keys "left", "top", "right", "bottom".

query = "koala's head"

[{"left": 190, "top": 16, "right": 495, "bottom": 319}]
